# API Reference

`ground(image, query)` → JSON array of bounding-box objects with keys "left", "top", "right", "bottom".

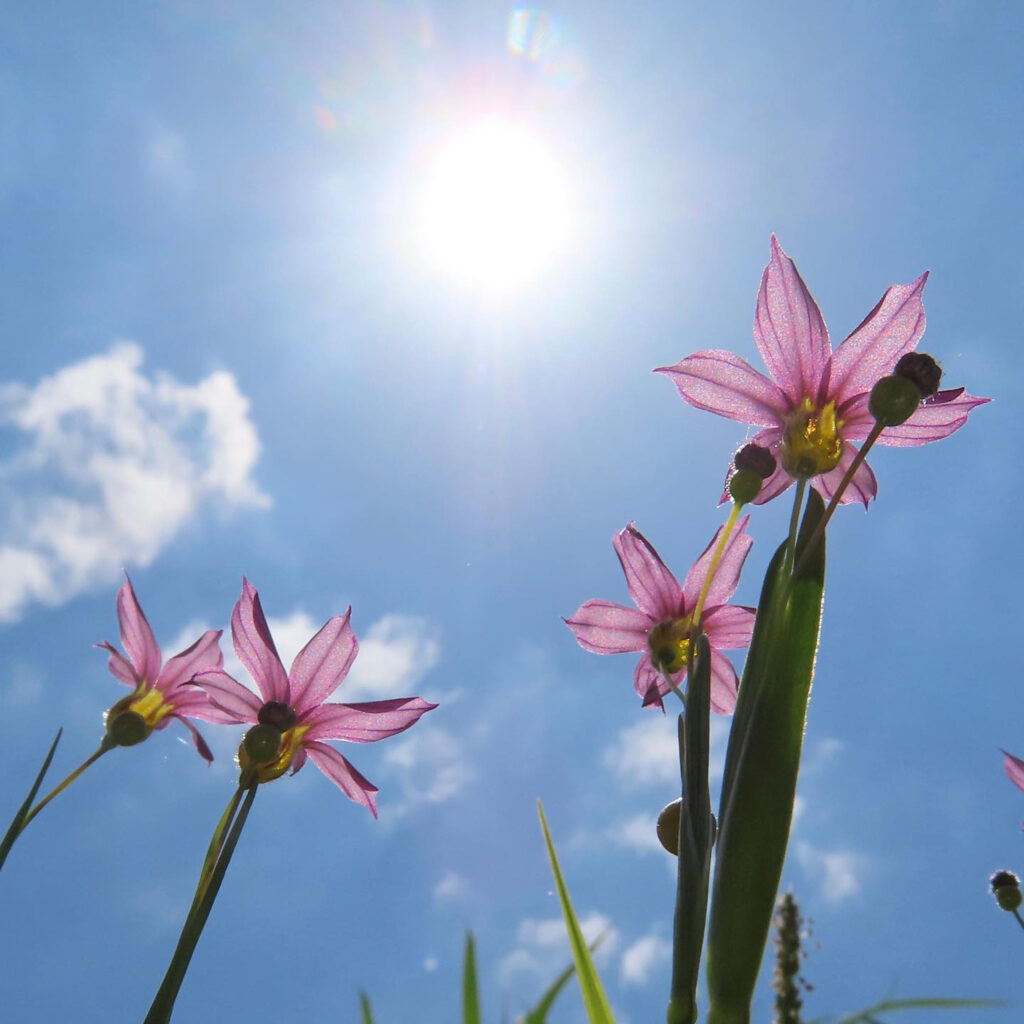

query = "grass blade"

[
  {"left": 0, "top": 728, "right": 62, "bottom": 872},
  {"left": 523, "top": 933, "right": 608, "bottom": 1024},
  {"left": 359, "top": 991, "right": 375, "bottom": 1024},
  {"left": 463, "top": 931, "right": 482, "bottom": 1024}
]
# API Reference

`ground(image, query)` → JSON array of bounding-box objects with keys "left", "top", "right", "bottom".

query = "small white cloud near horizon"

[
  {"left": 620, "top": 931, "right": 671, "bottom": 986},
  {"left": 432, "top": 870, "right": 470, "bottom": 903},
  {"left": 795, "top": 840, "right": 864, "bottom": 905},
  {"left": 0, "top": 344, "right": 267, "bottom": 622},
  {"left": 603, "top": 716, "right": 728, "bottom": 786}
]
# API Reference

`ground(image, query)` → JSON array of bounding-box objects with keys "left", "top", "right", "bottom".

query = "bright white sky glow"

[{"left": 416, "top": 116, "right": 572, "bottom": 294}]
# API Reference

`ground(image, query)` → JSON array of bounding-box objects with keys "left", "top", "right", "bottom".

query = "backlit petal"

[
  {"left": 708, "top": 648, "right": 739, "bottom": 716},
  {"left": 683, "top": 516, "right": 752, "bottom": 610},
  {"left": 231, "top": 578, "right": 290, "bottom": 704},
  {"left": 289, "top": 609, "right": 359, "bottom": 714},
  {"left": 305, "top": 741, "right": 379, "bottom": 817},
  {"left": 1003, "top": 750, "right": 1024, "bottom": 794},
  {"left": 754, "top": 236, "right": 831, "bottom": 401},
  {"left": 157, "top": 630, "right": 224, "bottom": 696},
  {"left": 304, "top": 697, "right": 437, "bottom": 742},
  {"left": 193, "top": 668, "right": 262, "bottom": 723},
  {"left": 613, "top": 524, "right": 684, "bottom": 620},
  {"left": 702, "top": 604, "right": 756, "bottom": 650},
  {"left": 875, "top": 389, "right": 990, "bottom": 447},
  {"left": 813, "top": 441, "right": 878, "bottom": 507},
  {"left": 565, "top": 600, "right": 650, "bottom": 654},
  {"left": 117, "top": 577, "right": 162, "bottom": 686},
  {"left": 656, "top": 350, "right": 789, "bottom": 426},
  {"left": 97, "top": 640, "right": 139, "bottom": 687},
  {"left": 636, "top": 653, "right": 672, "bottom": 711}
]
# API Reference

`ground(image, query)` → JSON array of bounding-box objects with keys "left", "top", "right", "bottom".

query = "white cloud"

[
  {"left": 499, "top": 911, "right": 619, "bottom": 989},
  {"left": 0, "top": 344, "right": 267, "bottom": 621},
  {"left": 610, "top": 813, "right": 666, "bottom": 857},
  {"left": 344, "top": 615, "right": 440, "bottom": 697},
  {"left": 603, "top": 716, "right": 728, "bottom": 786},
  {"left": 794, "top": 841, "right": 864, "bottom": 905},
  {"left": 620, "top": 932, "right": 671, "bottom": 986},
  {"left": 432, "top": 870, "right": 469, "bottom": 903},
  {"left": 382, "top": 724, "right": 473, "bottom": 813}
]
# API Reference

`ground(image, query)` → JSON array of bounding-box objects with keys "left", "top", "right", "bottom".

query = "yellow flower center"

[
  {"left": 127, "top": 685, "right": 175, "bottom": 729},
  {"left": 781, "top": 398, "right": 843, "bottom": 478},
  {"left": 240, "top": 724, "right": 311, "bottom": 785},
  {"left": 649, "top": 617, "right": 694, "bottom": 675}
]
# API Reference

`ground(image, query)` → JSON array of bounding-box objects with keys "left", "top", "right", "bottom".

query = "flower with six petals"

[
  {"left": 657, "top": 236, "right": 989, "bottom": 506},
  {"left": 194, "top": 579, "right": 437, "bottom": 817},
  {"left": 99, "top": 577, "right": 232, "bottom": 762},
  {"left": 565, "top": 521, "right": 755, "bottom": 713}
]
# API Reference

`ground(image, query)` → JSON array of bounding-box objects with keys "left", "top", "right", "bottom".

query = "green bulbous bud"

[
  {"left": 894, "top": 351, "right": 942, "bottom": 398},
  {"left": 107, "top": 710, "right": 148, "bottom": 747},
  {"left": 656, "top": 798, "right": 681, "bottom": 856},
  {"left": 990, "top": 869, "right": 1022, "bottom": 912},
  {"left": 869, "top": 375, "right": 920, "bottom": 427},
  {"left": 243, "top": 723, "right": 283, "bottom": 765},
  {"left": 729, "top": 468, "right": 763, "bottom": 506}
]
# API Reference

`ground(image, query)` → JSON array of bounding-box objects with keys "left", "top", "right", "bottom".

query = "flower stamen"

[{"left": 781, "top": 399, "right": 843, "bottom": 478}]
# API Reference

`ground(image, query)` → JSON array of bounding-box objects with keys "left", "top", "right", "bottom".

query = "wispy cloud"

[
  {"left": 344, "top": 614, "right": 440, "bottom": 697},
  {"left": 0, "top": 344, "right": 267, "bottom": 621},
  {"left": 432, "top": 870, "right": 470, "bottom": 903},
  {"left": 794, "top": 840, "right": 864, "bottom": 905},
  {"left": 620, "top": 931, "right": 671, "bottom": 986},
  {"left": 602, "top": 716, "right": 728, "bottom": 786}
]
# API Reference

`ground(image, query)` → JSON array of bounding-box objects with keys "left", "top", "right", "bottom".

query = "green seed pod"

[
  {"left": 728, "top": 468, "right": 763, "bottom": 506},
  {"left": 107, "top": 710, "right": 148, "bottom": 747},
  {"left": 990, "top": 870, "right": 1022, "bottom": 912},
  {"left": 869, "top": 375, "right": 920, "bottom": 427},
  {"left": 657, "top": 798, "right": 682, "bottom": 856},
  {"left": 894, "top": 351, "right": 942, "bottom": 398},
  {"left": 243, "top": 723, "right": 283, "bottom": 765}
]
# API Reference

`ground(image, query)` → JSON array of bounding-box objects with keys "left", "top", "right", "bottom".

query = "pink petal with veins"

[
  {"left": 304, "top": 697, "right": 437, "bottom": 743},
  {"left": 613, "top": 524, "right": 685, "bottom": 621},
  {"left": 636, "top": 653, "right": 669, "bottom": 711},
  {"left": 825, "top": 273, "right": 928, "bottom": 405},
  {"left": 813, "top": 442, "right": 878, "bottom": 507},
  {"left": 117, "top": 577, "right": 162, "bottom": 686},
  {"left": 193, "top": 669, "right": 262, "bottom": 722},
  {"left": 157, "top": 630, "right": 224, "bottom": 695},
  {"left": 289, "top": 609, "right": 359, "bottom": 715},
  {"left": 703, "top": 604, "right": 756, "bottom": 650},
  {"left": 172, "top": 715, "right": 214, "bottom": 763},
  {"left": 656, "top": 350, "right": 790, "bottom": 426},
  {"left": 231, "top": 579, "right": 290, "bottom": 704},
  {"left": 683, "top": 516, "right": 752, "bottom": 610},
  {"left": 1003, "top": 751, "right": 1024, "bottom": 794},
  {"left": 98, "top": 641, "right": 138, "bottom": 687},
  {"left": 565, "top": 600, "right": 650, "bottom": 654},
  {"left": 305, "top": 741, "right": 379, "bottom": 817},
  {"left": 755, "top": 235, "right": 832, "bottom": 402},
  {"left": 875, "top": 390, "right": 991, "bottom": 447},
  {"left": 708, "top": 648, "right": 739, "bottom": 715}
]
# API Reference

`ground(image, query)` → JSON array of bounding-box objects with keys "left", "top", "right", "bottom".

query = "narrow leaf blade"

[
  {"left": 0, "top": 728, "right": 62, "bottom": 871},
  {"left": 462, "top": 931, "right": 482, "bottom": 1024}
]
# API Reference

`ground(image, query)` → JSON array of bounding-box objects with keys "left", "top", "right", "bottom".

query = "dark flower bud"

[
  {"left": 734, "top": 443, "right": 777, "bottom": 479},
  {"left": 729, "top": 469, "right": 763, "bottom": 506},
  {"left": 869, "top": 375, "right": 920, "bottom": 427},
  {"left": 990, "top": 869, "right": 1023, "bottom": 912},
  {"left": 242, "top": 723, "right": 283, "bottom": 765},
  {"left": 894, "top": 352, "right": 942, "bottom": 399},
  {"left": 107, "top": 710, "right": 148, "bottom": 747},
  {"left": 258, "top": 701, "right": 297, "bottom": 731},
  {"left": 656, "top": 798, "right": 681, "bottom": 856}
]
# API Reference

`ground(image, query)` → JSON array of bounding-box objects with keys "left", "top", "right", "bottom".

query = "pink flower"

[
  {"left": 657, "top": 236, "right": 989, "bottom": 506},
  {"left": 194, "top": 579, "right": 437, "bottom": 817},
  {"left": 565, "top": 521, "right": 755, "bottom": 713},
  {"left": 98, "top": 577, "right": 232, "bottom": 762},
  {"left": 1003, "top": 751, "right": 1024, "bottom": 794}
]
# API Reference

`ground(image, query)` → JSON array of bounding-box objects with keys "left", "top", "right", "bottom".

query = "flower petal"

[
  {"left": 289, "top": 609, "right": 359, "bottom": 715},
  {"left": 231, "top": 579, "right": 290, "bottom": 704},
  {"left": 565, "top": 600, "right": 650, "bottom": 654},
  {"left": 683, "top": 516, "right": 752, "bottom": 611},
  {"left": 613, "top": 524, "right": 685, "bottom": 620},
  {"left": 172, "top": 715, "right": 214, "bottom": 763},
  {"left": 157, "top": 630, "right": 224, "bottom": 696},
  {"left": 117, "top": 577, "right": 162, "bottom": 686},
  {"left": 1003, "top": 750, "right": 1024, "bottom": 794},
  {"left": 813, "top": 441, "right": 878, "bottom": 507},
  {"left": 97, "top": 640, "right": 139, "bottom": 687},
  {"left": 305, "top": 741, "right": 379, "bottom": 816},
  {"left": 702, "top": 604, "right": 756, "bottom": 650},
  {"left": 303, "top": 697, "right": 437, "bottom": 742},
  {"left": 192, "top": 669, "right": 262, "bottom": 723},
  {"left": 708, "top": 648, "right": 739, "bottom": 716},
  {"left": 635, "top": 653, "right": 672, "bottom": 711},
  {"left": 169, "top": 688, "right": 244, "bottom": 725},
  {"left": 825, "top": 272, "right": 928, "bottom": 405},
  {"left": 656, "top": 350, "right": 790, "bottom": 426},
  {"left": 874, "top": 389, "right": 990, "bottom": 447},
  {"left": 754, "top": 236, "right": 832, "bottom": 402}
]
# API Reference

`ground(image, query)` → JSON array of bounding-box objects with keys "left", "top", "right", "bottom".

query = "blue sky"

[{"left": 1, "top": 1, "right": 1021, "bottom": 1021}]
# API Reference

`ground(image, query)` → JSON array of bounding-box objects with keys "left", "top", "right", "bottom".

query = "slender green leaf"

[
  {"left": 707, "top": 490, "right": 826, "bottom": 1024},
  {"left": 523, "top": 934, "right": 608, "bottom": 1024},
  {"left": 537, "top": 801, "right": 616, "bottom": 1024},
  {"left": 359, "top": 991, "right": 375, "bottom": 1024},
  {"left": 463, "top": 931, "right": 482, "bottom": 1024},
  {"left": 835, "top": 997, "right": 1001, "bottom": 1024},
  {"left": 668, "top": 634, "right": 714, "bottom": 1024},
  {"left": 0, "top": 728, "right": 62, "bottom": 872}
]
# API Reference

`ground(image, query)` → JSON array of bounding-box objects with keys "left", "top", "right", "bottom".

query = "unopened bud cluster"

[
  {"left": 990, "top": 869, "right": 1022, "bottom": 912},
  {"left": 729, "top": 444, "right": 777, "bottom": 505},
  {"left": 869, "top": 352, "right": 942, "bottom": 427}
]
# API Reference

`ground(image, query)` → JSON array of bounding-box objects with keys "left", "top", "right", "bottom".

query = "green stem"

[
  {"left": 20, "top": 737, "right": 114, "bottom": 830},
  {"left": 186, "top": 786, "right": 245, "bottom": 924},
  {"left": 1014, "top": 909, "right": 1024, "bottom": 933},
  {"left": 783, "top": 479, "right": 808, "bottom": 576},
  {"left": 144, "top": 783, "right": 259, "bottom": 1024},
  {"left": 692, "top": 503, "right": 742, "bottom": 630}
]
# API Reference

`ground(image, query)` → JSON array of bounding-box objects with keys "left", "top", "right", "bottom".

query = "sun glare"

[{"left": 416, "top": 116, "right": 572, "bottom": 295}]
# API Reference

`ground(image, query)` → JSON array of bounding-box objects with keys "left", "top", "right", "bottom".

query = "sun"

[{"left": 415, "top": 116, "right": 572, "bottom": 295}]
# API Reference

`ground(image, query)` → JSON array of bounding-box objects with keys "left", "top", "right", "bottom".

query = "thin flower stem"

[
  {"left": 691, "top": 502, "right": 742, "bottom": 632},
  {"left": 20, "top": 737, "right": 115, "bottom": 829},
  {"left": 144, "top": 783, "right": 259, "bottom": 1024},
  {"left": 795, "top": 420, "right": 885, "bottom": 576},
  {"left": 1014, "top": 909, "right": 1024, "bottom": 933},
  {"left": 661, "top": 667, "right": 688, "bottom": 709},
  {"left": 783, "top": 479, "right": 808, "bottom": 576},
  {"left": 185, "top": 786, "right": 245, "bottom": 923}
]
